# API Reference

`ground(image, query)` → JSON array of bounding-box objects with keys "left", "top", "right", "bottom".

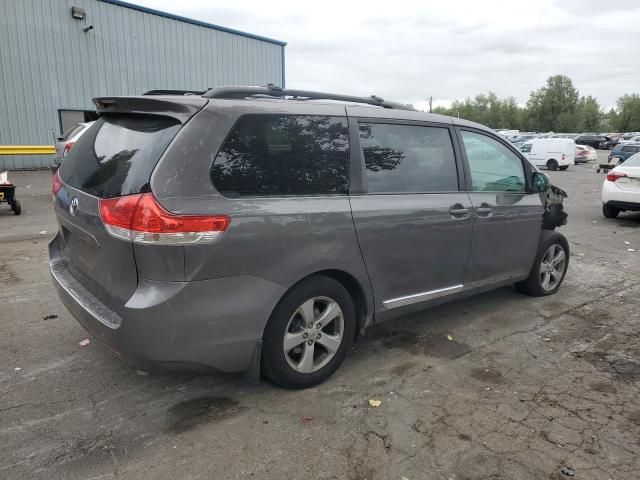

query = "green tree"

[
  {"left": 614, "top": 94, "right": 640, "bottom": 131},
  {"left": 501, "top": 97, "right": 522, "bottom": 130},
  {"left": 575, "top": 96, "right": 601, "bottom": 132},
  {"left": 526, "top": 75, "right": 579, "bottom": 132}
]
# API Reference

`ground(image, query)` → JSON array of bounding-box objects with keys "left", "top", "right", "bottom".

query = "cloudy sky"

[{"left": 133, "top": 0, "right": 639, "bottom": 110}]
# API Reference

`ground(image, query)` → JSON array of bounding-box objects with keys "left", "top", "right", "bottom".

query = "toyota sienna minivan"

[{"left": 50, "top": 85, "right": 569, "bottom": 388}]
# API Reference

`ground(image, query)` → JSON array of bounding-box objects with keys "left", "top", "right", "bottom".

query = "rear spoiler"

[
  {"left": 93, "top": 96, "right": 208, "bottom": 124},
  {"left": 143, "top": 89, "right": 208, "bottom": 96}
]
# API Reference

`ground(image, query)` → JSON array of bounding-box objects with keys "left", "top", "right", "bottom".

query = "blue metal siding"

[{"left": 0, "top": 0, "right": 285, "bottom": 169}]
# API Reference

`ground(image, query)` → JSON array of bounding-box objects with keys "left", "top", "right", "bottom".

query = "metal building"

[{"left": 0, "top": 0, "right": 286, "bottom": 169}]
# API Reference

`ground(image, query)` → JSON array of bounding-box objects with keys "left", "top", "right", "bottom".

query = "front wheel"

[
  {"left": 547, "top": 159, "right": 559, "bottom": 171},
  {"left": 516, "top": 231, "right": 569, "bottom": 297},
  {"left": 262, "top": 276, "right": 356, "bottom": 389}
]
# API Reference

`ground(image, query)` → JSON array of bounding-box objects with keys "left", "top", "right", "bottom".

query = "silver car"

[
  {"left": 50, "top": 86, "right": 569, "bottom": 388},
  {"left": 53, "top": 121, "right": 94, "bottom": 170}
]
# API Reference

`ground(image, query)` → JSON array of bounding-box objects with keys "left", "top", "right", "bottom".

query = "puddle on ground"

[
  {"left": 0, "top": 262, "right": 21, "bottom": 285},
  {"left": 470, "top": 367, "right": 505, "bottom": 384},
  {"left": 579, "top": 351, "right": 640, "bottom": 383},
  {"left": 388, "top": 361, "right": 419, "bottom": 376},
  {"left": 588, "top": 381, "right": 617, "bottom": 394},
  {"left": 376, "top": 329, "right": 471, "bottom": 359},
  {"left": 165, "top": 396, "right": 242, "bottom": 434}
]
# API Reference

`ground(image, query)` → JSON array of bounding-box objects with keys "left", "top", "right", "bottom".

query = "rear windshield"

[{"left": 60, "top": 114, "right": 181, "bottom": 198}]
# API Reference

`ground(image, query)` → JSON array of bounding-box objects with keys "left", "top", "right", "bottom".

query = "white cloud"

[{"left": 130, "top": 0, "right": 640, "bottom": 107}]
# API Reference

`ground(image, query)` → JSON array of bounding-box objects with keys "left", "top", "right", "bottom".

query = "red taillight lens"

[
  {"left": 52, "top": 170, "right": 63, "bottom": 197},
  {"left": 99, "top": 193, "right": 231, "bottom": 245},
  {"left": 606, "top": 171, "right": 627, "bottom": 182},
  {"left": 63, "top": 142, "right": 75, "bottom": 157}
]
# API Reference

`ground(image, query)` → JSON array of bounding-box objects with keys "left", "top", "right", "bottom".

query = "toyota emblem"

[{"left": 69, "top": 197, "right": 79, "bottom": 216}]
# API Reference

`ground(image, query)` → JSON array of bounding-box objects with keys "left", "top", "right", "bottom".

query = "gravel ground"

[{"left": 1, "top": 153, "right": 639, "bottom": 480}]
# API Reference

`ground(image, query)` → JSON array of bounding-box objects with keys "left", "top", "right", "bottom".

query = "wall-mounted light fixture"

[
  {"left": 71, "top": 6, "right": 86, "bottom": 20},
  {"left": 83, "top": 25, "right": 94, "bottom": 33}
]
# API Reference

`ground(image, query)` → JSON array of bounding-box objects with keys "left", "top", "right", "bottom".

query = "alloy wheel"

[
  {"left": 540, "top": 244, "right": 566, "bottom": 291},
  {"left": 282, "top": 296, "right": 344, "bottom": 374}
]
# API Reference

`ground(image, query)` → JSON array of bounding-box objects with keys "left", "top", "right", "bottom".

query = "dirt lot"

[{"left": 1, "top": 154, "right": 639, "bottom": 480}]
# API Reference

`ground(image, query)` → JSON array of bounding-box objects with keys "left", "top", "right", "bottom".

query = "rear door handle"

[{"left": 449, "top": 204, "right": 470, "bottom": 218}]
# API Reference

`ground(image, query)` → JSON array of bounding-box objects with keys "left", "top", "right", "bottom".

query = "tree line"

[{"left": 431, "top": 75, "right": 640, "bottom": 133}]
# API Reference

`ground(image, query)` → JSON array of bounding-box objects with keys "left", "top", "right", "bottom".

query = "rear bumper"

[
  {"left": 605, "top": 200, "right": 640, "bottom": 211},
  {"left": 602, "top": 182, "right": 640, "bottom": 208},
  {"left": 50, "top": 239, "right": 286, "bottom": 372}
]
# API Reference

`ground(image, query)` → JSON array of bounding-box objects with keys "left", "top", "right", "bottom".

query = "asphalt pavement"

[{"left": 1, "top": 153, "right": 639, "bottom": 480}]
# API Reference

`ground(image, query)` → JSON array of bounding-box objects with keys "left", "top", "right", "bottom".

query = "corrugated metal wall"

[{"left": 0, "top": 0, "right": 285, "bottom": 169}]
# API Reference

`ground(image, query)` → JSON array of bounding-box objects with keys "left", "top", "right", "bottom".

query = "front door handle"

[
  {"left": 449, "top": 204, "right": 470, "bottom": 218},
  {"left": 476, "top": 203, "right": 493, "bottom": 217}
]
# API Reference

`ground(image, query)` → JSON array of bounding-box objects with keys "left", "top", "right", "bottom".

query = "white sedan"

[
  {"left": 602, "top": 152, "right": 640, "bottom": 218},
  {"left": 575, "top": 145, "right": 597, "bottom": 163}
]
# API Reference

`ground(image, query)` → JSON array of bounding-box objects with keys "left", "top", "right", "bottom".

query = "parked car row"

[{"left": 499, "top": 131, "right": 640, "bottom": 154}]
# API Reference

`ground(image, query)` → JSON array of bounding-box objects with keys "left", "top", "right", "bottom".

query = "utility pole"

[{"left": 429, "top": 96, "right": 433, "bottom": 113}]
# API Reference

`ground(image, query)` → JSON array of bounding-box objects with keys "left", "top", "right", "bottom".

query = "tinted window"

[
  {"left": 60, "top": 115, "right": 181, "bottom": 198},
  {"left": 621, "top": 146, "right": 640, "bottom": 153},
  {"left": 520, "top": 143, "right": 532, "bottom": 153},
  {"left": 211, "top": 115, "right": 349, "bottom": 196},
  {"left": 358, "top": 123, "right": 458, "bottom": 193},
  {"left": 461, "top": 130, "right": 525, "bottom": 192}
]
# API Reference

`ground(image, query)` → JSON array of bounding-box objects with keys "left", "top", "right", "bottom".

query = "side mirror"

[{"left": 532, "top": 172, "right": 549, "bottom": 192}]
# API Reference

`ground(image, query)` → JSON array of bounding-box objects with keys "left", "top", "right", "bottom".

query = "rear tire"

[
  {"left": 547, "top": 159, "right": 559, "bottom": 171},
  {"left": 602, "top": 204, "right": 620, "bottom": 219},
  {"left": 11, "top": 200, "right": 21, "bottom": 215},
  {"left": 262, "top": 275, "right": 356, "bottom": 389},
  {"left": 559, "top": 165, "right": 569, "bottom": 171},
  {"left": 516, "top": 230, "right": 569, "bottom": 297}
]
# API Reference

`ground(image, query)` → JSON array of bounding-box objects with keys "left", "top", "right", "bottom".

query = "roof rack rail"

[
  {"left": 143, "top": 89, "right": 208, "bottom": 96},
  {"left": 203, "top": 84, "right": 416, "bottom": 111}
]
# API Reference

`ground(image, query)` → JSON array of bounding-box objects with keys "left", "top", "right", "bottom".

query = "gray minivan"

[{"left": 50, "top": 86, "right": 569, "bottom": 388}]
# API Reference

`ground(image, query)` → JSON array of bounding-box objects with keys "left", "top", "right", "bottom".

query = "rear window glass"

[
  {"left": 60, "top": 115, "right": 181, "bottom": 198},
  {"left": 211, "top": 114, "right": 349, "bottom": 196}
]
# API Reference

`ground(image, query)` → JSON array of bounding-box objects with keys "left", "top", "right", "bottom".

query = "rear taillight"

[
  {"left": 606, "top": 171, "right": 627, "bottom": 182},
  {"left": 63, "top": 142, "right": 75, "bottom": 157},
  {"left": 99, "top": 193, "right": 230, "bottom": 245},
  {"left": 52, "top": 170, "right": 62, "bottom": 197}
]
